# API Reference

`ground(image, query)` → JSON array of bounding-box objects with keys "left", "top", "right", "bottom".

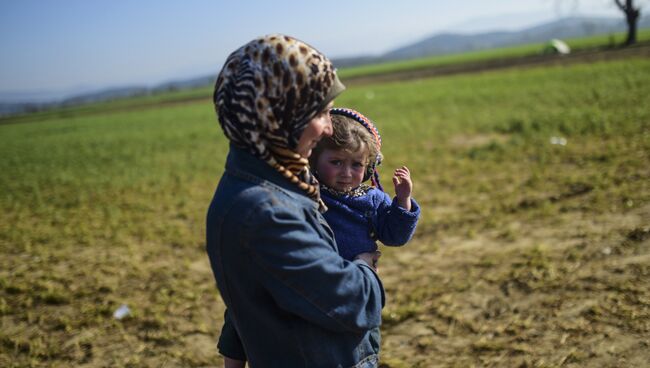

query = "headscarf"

[{"left": 213, "top": 34, "right": 345, "bottom": 207}]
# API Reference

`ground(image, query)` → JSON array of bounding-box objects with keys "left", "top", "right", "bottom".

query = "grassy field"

[{"left": 1, "top": 54, "right": 649, "bottom": 366}]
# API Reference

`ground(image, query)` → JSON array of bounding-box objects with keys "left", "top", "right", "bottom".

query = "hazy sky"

[{"left": 0, "top": 0, "right": 637, "bottom": 100}]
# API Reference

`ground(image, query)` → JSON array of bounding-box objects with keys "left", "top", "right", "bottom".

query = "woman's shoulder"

[
  {"left": 216, "top": 173, "right": 313, "bottom": 220},
  {"left": 238, "top": 182, "right": 308, "bottom": 212}
]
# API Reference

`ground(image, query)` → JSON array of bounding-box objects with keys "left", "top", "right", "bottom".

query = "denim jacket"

[{"left": 206, "top": 146, "right": 385, "bottom": 368}]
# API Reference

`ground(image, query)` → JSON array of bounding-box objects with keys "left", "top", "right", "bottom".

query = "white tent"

[{"left": 543, "top": 39, "right": 571, "bottom": 55}]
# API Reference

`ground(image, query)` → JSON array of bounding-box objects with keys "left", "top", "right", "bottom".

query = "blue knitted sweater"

[{"left": 321, "top": 185, "right": 420, "bottom": 261}]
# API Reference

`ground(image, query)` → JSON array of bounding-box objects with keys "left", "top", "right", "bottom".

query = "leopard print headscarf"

[{"left": 214, "top": 34, "right": 345, "bottom": 208}]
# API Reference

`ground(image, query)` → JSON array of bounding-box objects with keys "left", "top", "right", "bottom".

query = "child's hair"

[{"left": 310, "top": 109, "right": 383, "bottom": 188}]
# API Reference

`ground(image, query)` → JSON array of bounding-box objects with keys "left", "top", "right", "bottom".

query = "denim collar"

[{"left": 225, "top": 145, "right": 319, "bottom": 210}]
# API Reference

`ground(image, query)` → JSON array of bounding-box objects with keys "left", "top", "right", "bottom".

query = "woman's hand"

[
  {"left": 355, "top": 251, "right": 381, "bottom": 272},
  {"left": 393, "top": 166, "right": 412, "bottom": 211}
]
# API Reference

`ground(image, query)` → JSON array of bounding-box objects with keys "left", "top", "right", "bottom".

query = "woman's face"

[{"left": 296, "top": 103, "right": 334, "bottom": 158}]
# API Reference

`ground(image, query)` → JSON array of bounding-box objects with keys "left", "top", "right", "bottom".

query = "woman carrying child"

[
  {"left": 220, "top": 107, "right": 421, "bottom": 367},
  {"left": 206, "top": 35, "right": 385, "bottom": 368}
]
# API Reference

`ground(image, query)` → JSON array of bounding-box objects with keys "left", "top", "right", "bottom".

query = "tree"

[{"left": 614, "top": 0, "right": 641, "bottom": 45}]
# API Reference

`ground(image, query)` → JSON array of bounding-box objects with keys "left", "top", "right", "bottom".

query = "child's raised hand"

[{"left": 392, "top": 166, "right": 412, "bottom": 211}]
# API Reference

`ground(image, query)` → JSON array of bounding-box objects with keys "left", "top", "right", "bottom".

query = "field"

[{"left": 1, "top": 51, "right": 649, "bottom": 367}]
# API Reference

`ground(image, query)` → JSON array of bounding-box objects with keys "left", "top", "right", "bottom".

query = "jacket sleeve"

[
  {"left": 375, "top": 192, "right": 420, "bottom": 246},
  {"left": 240, "top": 200, "right": 385, "bottom": 333},
  {"left": 217, "top": 309, "right": 247, "bottom": 361}
]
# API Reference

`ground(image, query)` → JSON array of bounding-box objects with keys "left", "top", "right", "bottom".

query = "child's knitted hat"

[{"left": 329, "top": 108, "right": 384, "bottom": 191}]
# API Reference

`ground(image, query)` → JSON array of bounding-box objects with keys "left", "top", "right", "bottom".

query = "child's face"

[{"left": 315, "top": 148, "right": 368, "bottom": 192}]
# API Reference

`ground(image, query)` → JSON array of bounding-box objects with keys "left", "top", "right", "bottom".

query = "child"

[
  {"left": 310, "top": 107, "right": 420, "bottom": 264},
  {"left": 220, "top": 108, "right": 419, "bottom": 368}
]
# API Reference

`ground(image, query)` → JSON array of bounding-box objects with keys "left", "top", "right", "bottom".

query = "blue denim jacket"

[{"left": 206, "top": 146, "right": 385, "bottom": 368}]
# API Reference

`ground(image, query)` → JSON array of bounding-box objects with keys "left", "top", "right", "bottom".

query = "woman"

[{"left": 206, "top": 34, "right": 384, "bottom": 368}]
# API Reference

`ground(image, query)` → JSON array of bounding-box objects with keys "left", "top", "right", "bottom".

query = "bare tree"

[{"left": 614, "top": 0, "right": 641, "bottom": 45}]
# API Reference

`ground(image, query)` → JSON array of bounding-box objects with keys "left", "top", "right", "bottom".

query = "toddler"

[{"left": 310, "top": 107, "right": 420, "bottom": 263}]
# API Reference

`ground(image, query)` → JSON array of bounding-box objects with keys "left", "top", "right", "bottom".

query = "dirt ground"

[
  {"left": 377, "top": 203, "right": 649, "bottom": 367},
  {"left": 372, "top": 129, "right": 650, "bottom": 366}
]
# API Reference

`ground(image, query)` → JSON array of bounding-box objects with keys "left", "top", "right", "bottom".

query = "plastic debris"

[
  {"left": 113, "top": 304, "right": 131, "bottom": 320},
  {"left": 550, "top": 136, "right": 567, "bottom": 146},
  {"left": 602, "top": 247, "right": 612, "bottom": 256},
  {"left": 543, "top": 39, "right": 571, "bottom": 55}
]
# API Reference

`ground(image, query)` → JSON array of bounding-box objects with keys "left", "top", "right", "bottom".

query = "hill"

[{"left": 337, "top": 16, "right": 650, "bottom": 67}]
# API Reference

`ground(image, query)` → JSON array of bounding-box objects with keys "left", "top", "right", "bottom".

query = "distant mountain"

[
  {"left": 152, "top": 75, "right": 215, "bottom": 92},
  {"left": 331, "top": 16, "right": 649, "bottom": 67},
  {"left": 0, "top": 76, "right": 218, "bottom": 117},
  {"left": 59, "top": 75, "right": 217, "bottom": 105},
  {"left": 383, "top": 30, "right": 516, "bottom": 60},
  {"left": 61, "top": 86, "right": 149, "bottom": 105},
  {"left": 382, "top": 16, "right": 647, "bottom": 60}
]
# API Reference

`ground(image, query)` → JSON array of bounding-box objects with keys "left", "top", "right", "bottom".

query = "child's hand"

[{"left": 393, "top": 166, "right": 412, "bottom": 211}]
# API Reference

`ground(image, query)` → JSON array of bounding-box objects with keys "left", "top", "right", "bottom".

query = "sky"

[{"left": 0, "top": 0, "right": 640, "bottom": 102}]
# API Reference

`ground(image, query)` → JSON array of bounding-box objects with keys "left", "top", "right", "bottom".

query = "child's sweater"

[{"left": 320, "top": 184, "right": 420, "bottom": 261}]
